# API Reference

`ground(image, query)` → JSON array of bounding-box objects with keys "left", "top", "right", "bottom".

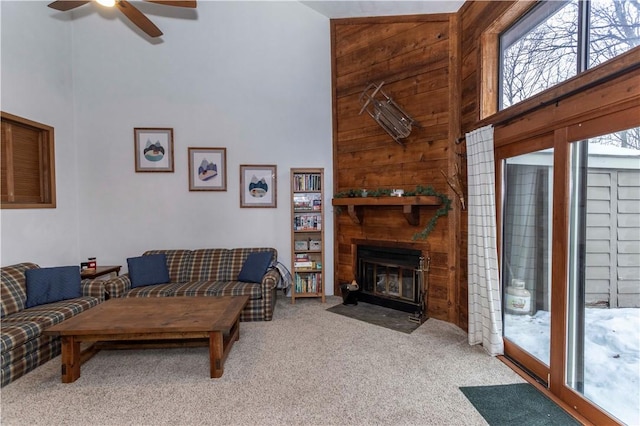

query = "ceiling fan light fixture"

[{"left": 96, "top": 0, "right": 116, "bottom": 7}]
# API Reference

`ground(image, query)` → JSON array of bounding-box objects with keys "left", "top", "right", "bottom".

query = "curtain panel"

[{"left": 466, "top": 125, "right": 504, "bottom": 356}]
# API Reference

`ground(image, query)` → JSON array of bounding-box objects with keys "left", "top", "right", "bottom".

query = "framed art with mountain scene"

[
  {"left": 188, "top": 147, "right": 227, "bottom": 191},
  {"left": 240, "top": 164, "right": 277, "bottom": 208},
  {"left": 134, "top": 128, "right": 174, "bottom": 172}
]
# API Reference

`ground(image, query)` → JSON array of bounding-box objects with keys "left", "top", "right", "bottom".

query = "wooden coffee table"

[{"left": 44, "top": 296, "right": 249, "bottom": 383}]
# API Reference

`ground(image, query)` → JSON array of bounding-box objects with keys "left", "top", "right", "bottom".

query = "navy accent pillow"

[
  {"left": 238, "top": 251, "right": 272, "bottom": 283},
  {"left": 127, "top": 254, "right": 170, "bottom": 288},
  {"left": 25, "top": 266, "right": 82, "bottom": 308}
]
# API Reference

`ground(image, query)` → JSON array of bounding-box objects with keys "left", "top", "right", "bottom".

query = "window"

[
  {"left": 1, "top": 112, "right": 56, "bottom": 208},
  {"left": 500, "top": 0, "right": 640, "bottom": 109}
]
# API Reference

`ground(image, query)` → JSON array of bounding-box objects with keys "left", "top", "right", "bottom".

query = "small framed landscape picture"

[
  {"left": 240, "top": 164, "right": 277, "bottom": 208},
  {"left": 134, "top": 128, "right": 174, "bottom": 172},
  {"left": 188, "top": 147, "right": 227, "bottom": 191}
]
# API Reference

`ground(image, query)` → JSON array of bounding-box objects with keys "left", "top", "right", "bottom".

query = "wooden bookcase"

[{"left": 290, "top": 168, "right": 325, "bottom": 303}]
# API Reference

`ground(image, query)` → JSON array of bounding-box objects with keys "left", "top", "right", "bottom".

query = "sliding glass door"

[
  {"left": 566, "top": 128, "right": 640, "bottom": 425},
  {"left": 498, "top": 123, "right": 640, "bottom": 425},
  {"left": 501, "top": 147, "right": 553, "bottom": 380}
]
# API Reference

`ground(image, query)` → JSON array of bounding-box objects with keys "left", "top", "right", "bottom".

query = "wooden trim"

[
  {"left": 333, "top": 196, "right": 441, "bottom": 226},
  {"left": 567, "top": 103, "right": 640, "bottom": 142},
  {"left": 503, "top": 335, "right": 549, "bottom": 385},
  {"left": 331, "top": 13, "right": 453, "bottom": 26},
  {"left": 479, "top": 30, "right": 498, "bottom": 120},
  {"left": 479, "top": 47, "right": 640, "bottom": 131},
  {"left": 448, "top": 13, "right": 462, "bottom": 324},
  {"left": 3, "top": 122, "right": 15, "bottom": 202},
  {"left": 330, "top": 19, "right": 341, "bottom": 296},
  {"left": 477, "top": 1, "right": 537, "bottom": 119},
  {"left": 493, "top": 68, "right": 640, "bottom": 147},
  {"left": 332, "top": 196, "right": 441, "bottom": 207}
]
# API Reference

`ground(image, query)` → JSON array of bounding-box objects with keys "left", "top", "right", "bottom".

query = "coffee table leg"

[
  {"left": 209, "top": 331, "right": 224, "bottom": 378},
  {"left": 60, "top": 336, "right": 81, "bottom": 383}
]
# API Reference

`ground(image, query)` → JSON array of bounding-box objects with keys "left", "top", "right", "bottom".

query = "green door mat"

[{"left": 460, "top": 383, "right": 581, "bottom": 426}]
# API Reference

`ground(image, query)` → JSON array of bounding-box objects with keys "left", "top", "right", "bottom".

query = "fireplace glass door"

[
  {"left": 357, "top": 245, "right": 422, "bottom": 312},
  {"left": 365, "top": 262, "right": 417, "bottom": 301}
]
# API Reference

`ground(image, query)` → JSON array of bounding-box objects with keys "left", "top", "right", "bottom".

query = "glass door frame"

[
  {"left": 496, "top": 134, "right": 554, "bottom": 385},
  {"left": 495, "top": 107, "right": 639, "bottom": 425}
]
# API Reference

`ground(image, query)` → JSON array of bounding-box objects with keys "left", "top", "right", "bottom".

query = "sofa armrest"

[
  {"left": 262, "top": 269, "right": 280, "bottom": 291},
  {"left": 103, "top": 274, "right": 132, "bottom": 299},
  {"left": 81, "top": 278, "right": 107, "bottom": 302}
]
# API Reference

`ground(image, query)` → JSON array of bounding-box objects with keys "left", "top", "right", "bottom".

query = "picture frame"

[
  {"left": 188, "top": 147, "right": 227, "bottom": 191},
  {"left": 134, "top": 128, "right": 174, "bottom": 172},
  {"left": 240, "top": 164, "right": 277, "bottom": 208}
]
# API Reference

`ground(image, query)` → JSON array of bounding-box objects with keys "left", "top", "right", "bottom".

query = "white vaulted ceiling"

[{"left": 300, "top": 1, "right": 464, "bottom": 19}]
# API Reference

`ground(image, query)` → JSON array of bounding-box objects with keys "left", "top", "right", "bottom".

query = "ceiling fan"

[{"left": 47, "top": 0, "right": 197, "bottom": 38}]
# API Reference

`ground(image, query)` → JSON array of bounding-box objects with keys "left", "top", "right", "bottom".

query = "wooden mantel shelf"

[{"left": 332, "top": 196, "right": 441, "bottom": 226}]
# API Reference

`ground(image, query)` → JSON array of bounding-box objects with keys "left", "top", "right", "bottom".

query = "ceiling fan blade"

[
  {"left": 117, "top": 0, "right": 163, "bottom": 38},
  {"left": 145, "top": 1, "right": 197, "bottom": 8},
  {"left": 47, "top": 1, "right": 91, "bottom": 11}
]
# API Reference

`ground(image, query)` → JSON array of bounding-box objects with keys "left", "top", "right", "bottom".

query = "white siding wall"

[{"left": 586, "top": 170, "right": 640, "bottom": 307}]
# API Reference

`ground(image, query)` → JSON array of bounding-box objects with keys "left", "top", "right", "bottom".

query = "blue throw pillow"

[
  {"left": 25, "top": 266, "right": 82, "bottom": 308},
  {"left": 127, "top": 254, "right": 170, "bottom": 288},
  {"left": 237, "top": 251, "right": 272, "bottom": 283}
]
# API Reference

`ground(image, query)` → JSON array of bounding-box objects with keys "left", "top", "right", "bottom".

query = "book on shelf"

[
  {"left": 294, "top": 272, "right": 321, "bottom": 293},
  {"left": 293, "top": 214, "right": 321, "bottom": 231},
  {"left": 293, "top": 174, "right": 322, "bottom": 192},
  {"left": 293, "top": 193, "right": 321, "bottom": 210}
]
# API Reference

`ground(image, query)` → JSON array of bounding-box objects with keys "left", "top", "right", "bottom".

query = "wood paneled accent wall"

[{"left": 331, "top": 14, "right": 463, "bottom": 324}]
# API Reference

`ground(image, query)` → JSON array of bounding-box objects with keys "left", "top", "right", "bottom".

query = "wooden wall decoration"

[{"left": 331, "top": 14, "right": 463, "bottom": 325}]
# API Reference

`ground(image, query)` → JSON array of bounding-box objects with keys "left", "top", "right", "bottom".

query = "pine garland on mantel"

[{"left": 334, "top": 185, "right": 452, "bottom": 240}]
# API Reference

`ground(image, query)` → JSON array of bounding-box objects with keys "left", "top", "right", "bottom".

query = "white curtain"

[{"left": 466, "top": 125, "right": 503, "bottom": 356}]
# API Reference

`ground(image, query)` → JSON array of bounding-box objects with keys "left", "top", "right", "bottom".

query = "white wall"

[
  {"left": 2, "top": 1, "right": 334, "bottom": 293},
  {"left": 0, "top": 1, "right": 81, "bottom": 267}
]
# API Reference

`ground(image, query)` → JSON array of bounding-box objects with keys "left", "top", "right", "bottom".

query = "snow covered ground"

[{"left": 505, "top": 308, "right": 639, "bottom": 425}]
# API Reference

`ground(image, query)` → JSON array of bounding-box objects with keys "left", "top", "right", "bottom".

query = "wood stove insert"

[{"left": 356, "top": 245, "right": 425, "bottom": 314}]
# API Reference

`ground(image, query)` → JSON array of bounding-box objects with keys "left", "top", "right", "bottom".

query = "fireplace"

[{"left": 356, "top": 244, "right": 425, "bottom": 314}]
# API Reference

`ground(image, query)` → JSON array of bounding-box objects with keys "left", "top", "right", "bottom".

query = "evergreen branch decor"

[{"left": 333, "top": 185, "right": 452, "bottom": 240}]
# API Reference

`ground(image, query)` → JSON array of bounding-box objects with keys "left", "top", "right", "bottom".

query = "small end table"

[{"left": 81, "top": 265, "right": 121, "bottom": 280}]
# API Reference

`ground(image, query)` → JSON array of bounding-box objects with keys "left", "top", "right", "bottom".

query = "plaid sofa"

[
  {"left": 104, "top": 248, "right": 281, "bottom": 322},
  {"left": 1, "top": 262, "right": 106, "bottom": 387}
]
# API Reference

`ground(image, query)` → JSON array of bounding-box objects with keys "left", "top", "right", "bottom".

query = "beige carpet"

[{"left": 1, "top": 295, "right": 524, "bottom": 426}]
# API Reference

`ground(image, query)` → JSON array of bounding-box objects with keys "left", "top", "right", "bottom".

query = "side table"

[{"left": 81, "top": 265, "right": 121, "bottom": 280}]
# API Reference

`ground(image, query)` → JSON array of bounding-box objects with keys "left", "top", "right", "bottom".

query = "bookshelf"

[{"left": 290, "top": 168, "right": 325, "bottom": 303}]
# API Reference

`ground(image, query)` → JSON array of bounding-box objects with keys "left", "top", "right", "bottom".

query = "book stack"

[
  {"left": 293, "top": 174, "right": 322, "bottom": 191},
  {"left": 294, "top": 253, "right": 314, "bottom": 269},
  {"left": 293, "top": 214, "right": 322, "bottom": 231},
  {"left": 294, "top": 272, "right": 321, "bottom": 293}
]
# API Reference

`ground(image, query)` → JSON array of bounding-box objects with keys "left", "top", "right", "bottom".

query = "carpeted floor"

[
  {"left": 1, "top": 295, "right": 528, "bottom": 426},
  {"left": 460, "top": 383, "right": 581, "bottom": 426}
]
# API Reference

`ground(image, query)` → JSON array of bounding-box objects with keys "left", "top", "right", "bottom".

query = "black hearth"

[{"left": 356, "top": 245, "right": 423, "bottom": 313}]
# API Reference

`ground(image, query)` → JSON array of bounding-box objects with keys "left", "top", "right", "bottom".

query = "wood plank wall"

[
  {"left": 331, "top": 1, "right": 638, "bottom": 331},
  {"left": 456, "top": 1, "right": 517, "bottom": 331},
  {"left": 331, "top": 14, "right": 460, "bottom": 323}
]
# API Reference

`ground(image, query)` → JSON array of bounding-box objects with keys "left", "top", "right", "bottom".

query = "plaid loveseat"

[
  {"left": 104, "top": 248, "right": 281, "bottom": 322},
  {"left": 1, "top": 263, "right": 106, "bottom": 387}
]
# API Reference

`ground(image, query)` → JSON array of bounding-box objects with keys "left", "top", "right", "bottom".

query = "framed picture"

[
  {"left": 240, "top": 164, "right": 277, "bottom": 208},
  {"left": 188, "top": 147, "right": 227, "bottom": 191},
  {"left": 134, "top": 128, "right": 174, "bottom": 172}
]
